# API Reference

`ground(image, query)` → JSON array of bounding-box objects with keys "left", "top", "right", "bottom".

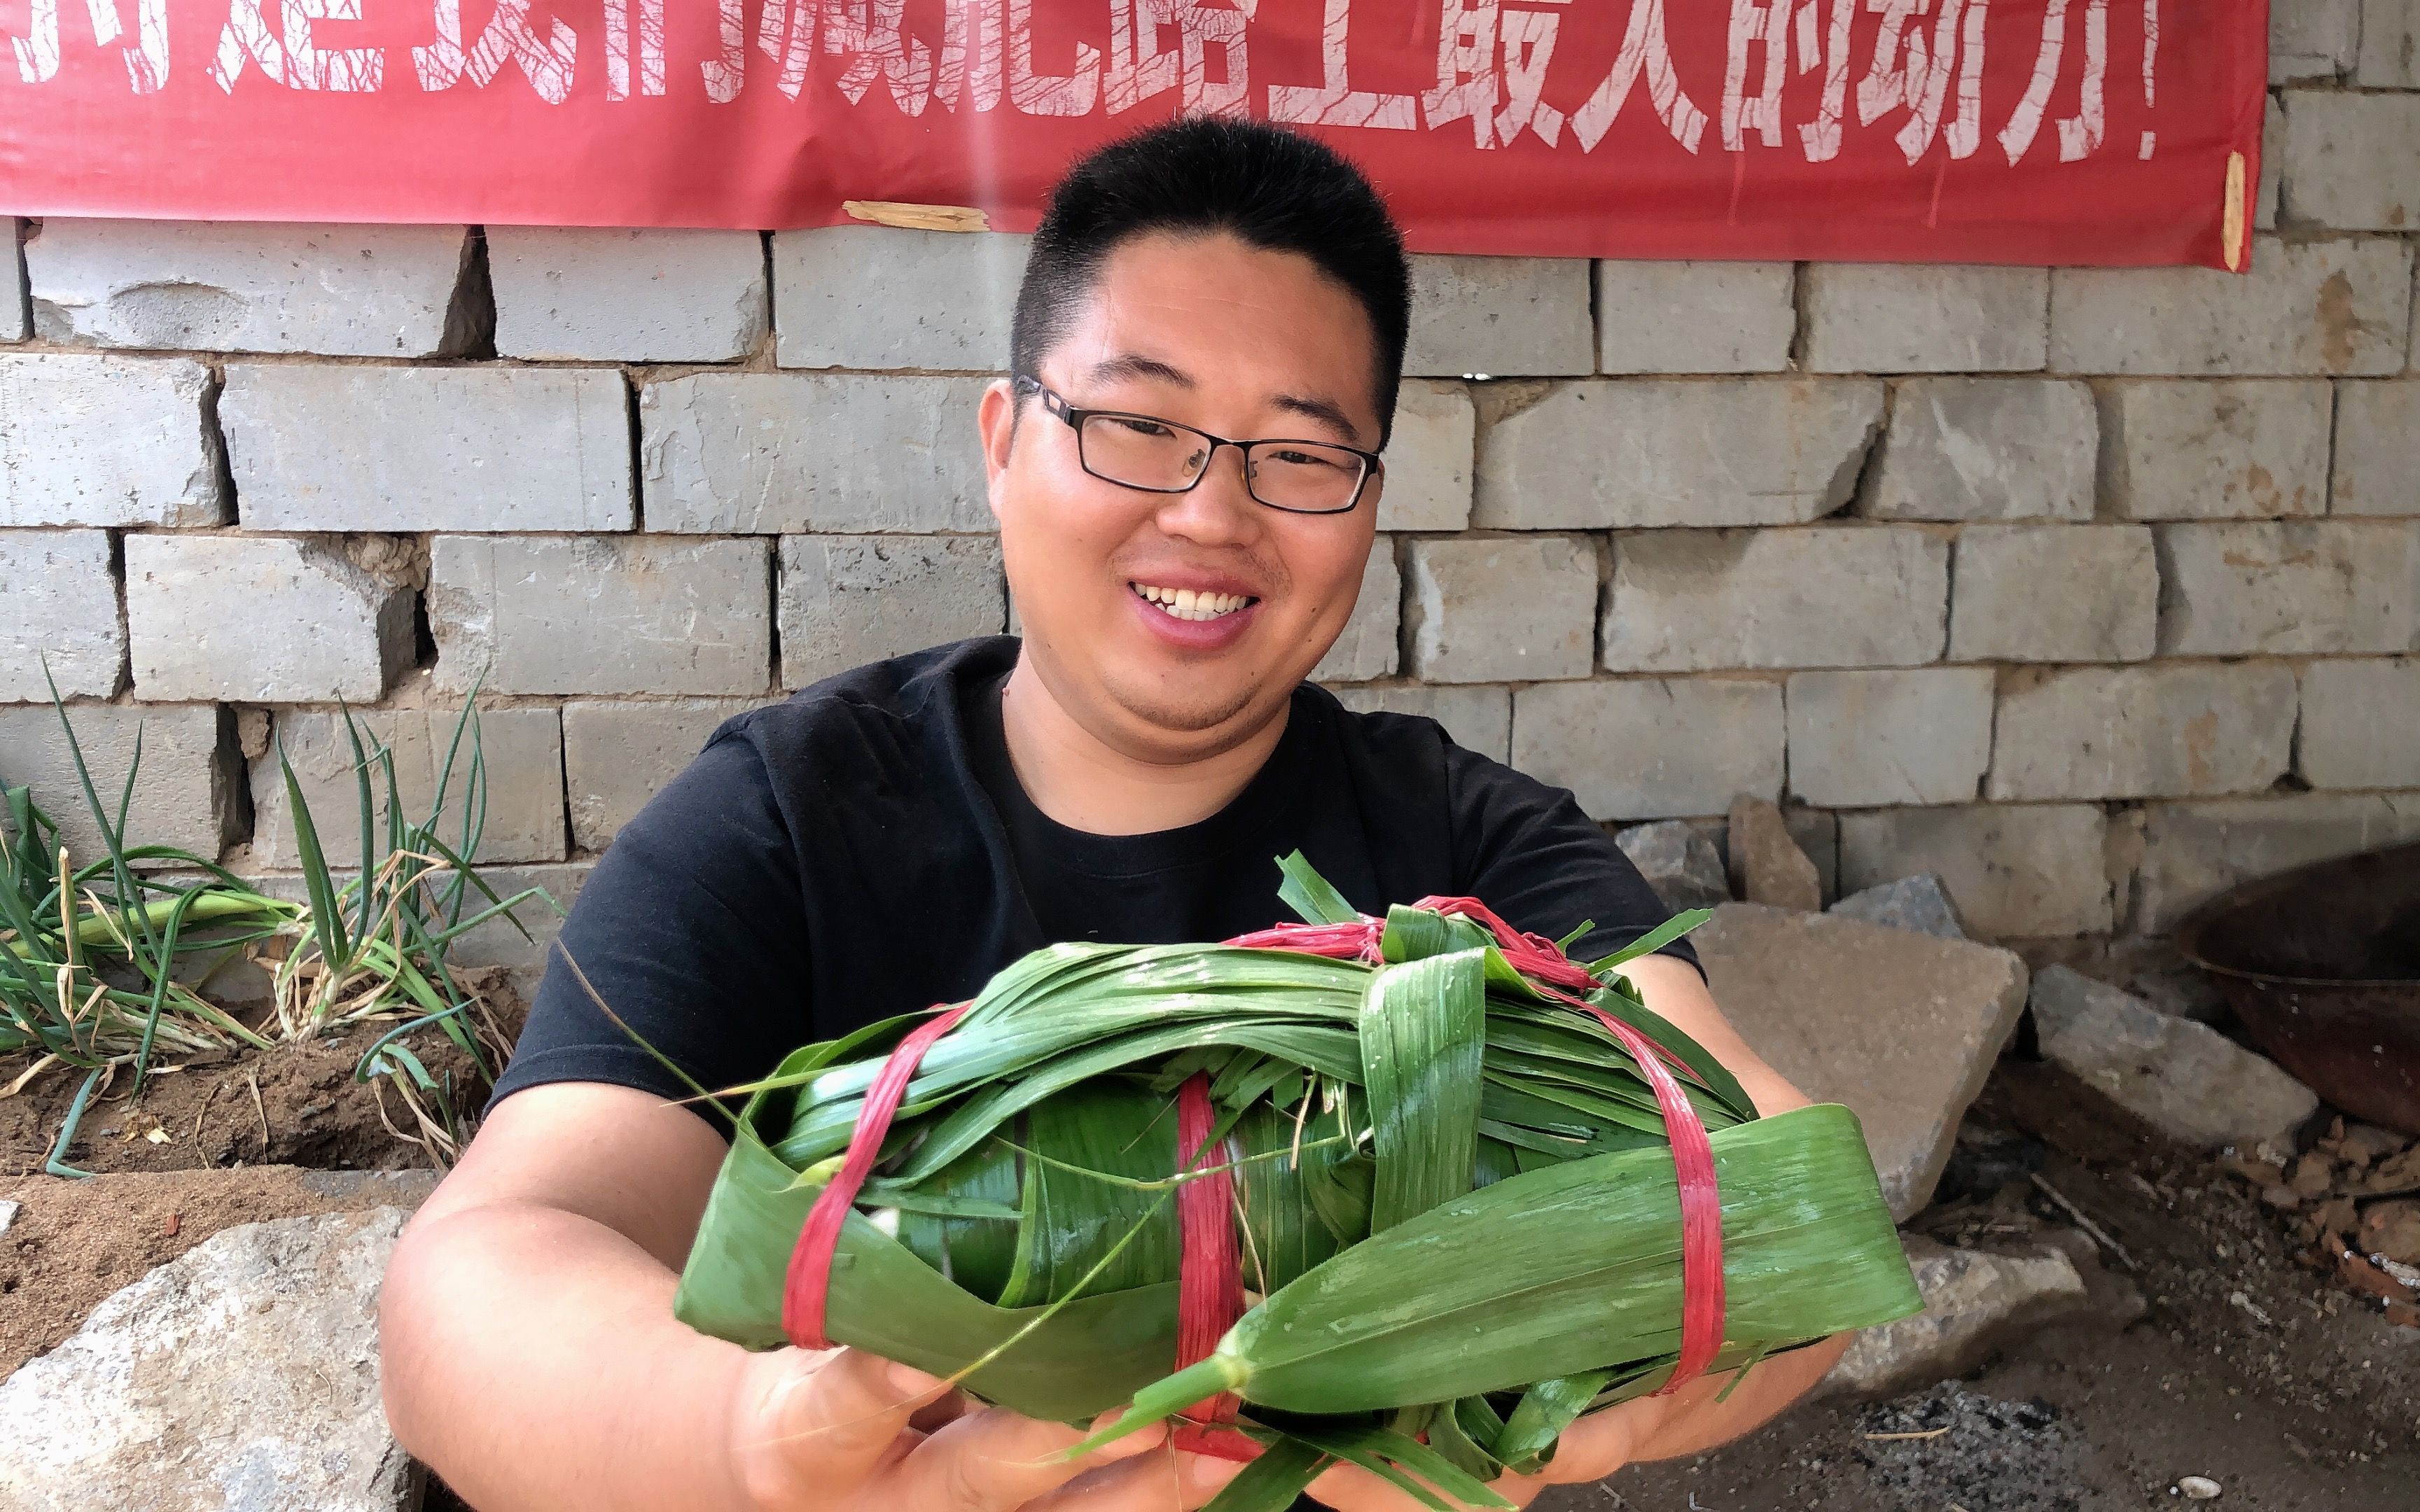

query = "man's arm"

[
  {"left": 1307, "top": 955, "right": 1849, "bottom": 1511},
  {"left": 381, "top": 1082, "right": 1244, "bottom": 1511}
]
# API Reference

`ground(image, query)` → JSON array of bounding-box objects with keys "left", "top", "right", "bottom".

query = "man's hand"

[
  {"left": 1304, "top": 952, "right": 1851, "bottom": 1512},
  {"left": 382, "top": 1082, "right": 1246, "bottom": 1511},
  {"left": 727, "top": 1346, "right": 1245, "bottom": 1512}
]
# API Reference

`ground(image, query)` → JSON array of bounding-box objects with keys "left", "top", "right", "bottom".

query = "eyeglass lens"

[{"left": 1077, "top": 412, "right": 1365, "bottom": 513}]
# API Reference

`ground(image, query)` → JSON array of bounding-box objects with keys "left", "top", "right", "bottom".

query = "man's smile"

[{"left": 1127, "top": 581, "right": 1260, "bottom": 622}]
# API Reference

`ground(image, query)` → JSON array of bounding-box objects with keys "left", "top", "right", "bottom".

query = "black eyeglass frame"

[{"left": 1013, "top": 375, "right": 1383, "bottom": 517}]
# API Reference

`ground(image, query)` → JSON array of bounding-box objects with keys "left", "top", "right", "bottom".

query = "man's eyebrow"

[
  {"left": 1272, "top": 392, "right": 1365, "bottom": 443},
  {"left": 1085, "top": 353, "right": 1195, "bottom": 386}
]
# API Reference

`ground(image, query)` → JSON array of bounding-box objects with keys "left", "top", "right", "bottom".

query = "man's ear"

[{"left": 977, "top": 379, "right": 1017, "bottom": 524}]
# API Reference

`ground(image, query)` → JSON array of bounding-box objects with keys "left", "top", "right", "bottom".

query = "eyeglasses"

[{"left": 1015, "top": 376, "right": 1382, "bottom": 516}]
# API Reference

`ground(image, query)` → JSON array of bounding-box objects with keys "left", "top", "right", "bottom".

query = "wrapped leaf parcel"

[{"left": 674, "top": 858, "right": 1919, "bottom": 1508}]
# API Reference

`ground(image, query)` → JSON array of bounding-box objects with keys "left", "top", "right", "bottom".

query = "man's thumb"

[{"left": 744, "top": 1349, "right": 945, "bottom": 1492}]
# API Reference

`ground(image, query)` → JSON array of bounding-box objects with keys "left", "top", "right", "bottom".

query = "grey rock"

[
  {"left": 1695, "top": 904, "right": 2031, "bottom": 1219},
  {"left": 1823, "top": 1236, "right": 2093, "bottom": 1400},
  {"left": 1615, "top": 821, "right": 1729, "bottom": 913},
  {"left": 1727, "top": 797, "right": 1821, "bottom": 913},
  {"left": 0, "top": 1198, "right": 17, "bottom": 1235},
  {"left": 2029, "top": 965, "right": 2319, "bottom": 1150},
  {"left": 0, "top": 1208, "right": 416, "bottom": 1512},
  {"left": 1833, "top": 874, "right": 1968, "bottom": 941}
]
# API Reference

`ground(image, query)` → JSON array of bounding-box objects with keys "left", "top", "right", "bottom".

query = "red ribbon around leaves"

[{"left": 780, "top": 897, "right": 1725, "bottom": 1421}]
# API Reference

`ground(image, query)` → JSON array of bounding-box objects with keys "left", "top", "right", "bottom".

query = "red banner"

[{"left": 0, "top": 0, "right": 2265, "bottom": 267}]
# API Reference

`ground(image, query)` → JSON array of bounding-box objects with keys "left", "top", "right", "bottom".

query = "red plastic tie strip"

[
  {"left": 783, "top": 1002, "right": 968, "bottom": 1351},
  {"left": 1225, "top": 897, "right": 1727, "bottom": 1397},
  {"left": 1169, "top": 1072, "right": 1256, "bottom": 1460}
]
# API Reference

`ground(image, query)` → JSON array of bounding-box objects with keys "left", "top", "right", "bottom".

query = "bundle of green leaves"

[{"left": 671, "top": 858, "right": 1919, "bottom": 1511}]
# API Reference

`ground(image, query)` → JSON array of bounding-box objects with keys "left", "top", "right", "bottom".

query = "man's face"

[{"left": 979, "top": 230, "right": 1384, "bottom": 762}]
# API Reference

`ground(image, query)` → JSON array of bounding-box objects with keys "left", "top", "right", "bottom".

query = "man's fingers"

[
  {"left": 743, "top": 1348, "right": 945, "bottom": 1491},
  {"left": 1022, "top": 1443, "right": 1251, "bottom": 1512},
  {"left": 886, "top": 1406, "right": 1164, "bottom": 1512}
]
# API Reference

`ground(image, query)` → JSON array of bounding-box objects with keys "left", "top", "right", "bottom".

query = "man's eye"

[
  {"left": 1104, "top": 415, "right": 1179, "bottom": 440},
  {"left": 1265, "top": 448, "right": 1347, "bottom": 470}
]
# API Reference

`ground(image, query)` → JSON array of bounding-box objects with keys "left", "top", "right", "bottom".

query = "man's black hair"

[{"left": 1009, "top": 116, "right": 1411, "bottom": 447}]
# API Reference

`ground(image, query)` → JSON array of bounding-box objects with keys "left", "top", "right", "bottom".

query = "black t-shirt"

[{"left": 493, "top": 637, "right": 1695, "bottom": 1124}]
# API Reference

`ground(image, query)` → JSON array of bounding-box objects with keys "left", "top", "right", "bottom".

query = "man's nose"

[{"left": 1151, "top": 442, "right": 1262, "bottom": 545}]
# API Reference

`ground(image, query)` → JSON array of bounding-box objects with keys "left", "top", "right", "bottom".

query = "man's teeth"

[{"left": 1132, "top": 583, "right": 1253, "bottom": 622}]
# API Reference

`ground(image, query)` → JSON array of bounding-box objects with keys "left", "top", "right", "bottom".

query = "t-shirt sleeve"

[
  {"left": 1443, "top": 743, "right": 1703, "bottom": 976},
  {"left": 487, "top": 728, "right": 810, "bottom": 1131}
]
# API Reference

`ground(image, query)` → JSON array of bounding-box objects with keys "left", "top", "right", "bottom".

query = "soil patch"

[
  {"left": 0, "top": 1165, "right": 437, "bottom": 1376},
  {"left": 1, "top": 979, "right": 523, "bottom": 1178},
  {"left": 1547, "top": 1060, "right": 2420, "bottom": 1511}
]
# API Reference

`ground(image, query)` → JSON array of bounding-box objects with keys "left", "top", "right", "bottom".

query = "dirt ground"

[
  {"left": 1550, "top": 1063, "right": 2420, "bottom": 1512},
  {"left": 0, "top": 982, "right": 520, "bottom": 1179}
]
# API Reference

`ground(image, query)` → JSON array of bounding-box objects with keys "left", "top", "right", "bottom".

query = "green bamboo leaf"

[
  {"left": 1199, "top": 1436, "right": 1327, "bottom": 1512},
  {"left": 1358, "top": 949, "right": 1486, "bottom": 1231},
  {"left": 1274, "top": 850, "right": 1358, "bottom": 925}
]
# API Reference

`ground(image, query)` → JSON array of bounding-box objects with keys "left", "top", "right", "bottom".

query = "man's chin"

[{"left": 1100, "top": 674, "right": 1265, "bottom": 740}]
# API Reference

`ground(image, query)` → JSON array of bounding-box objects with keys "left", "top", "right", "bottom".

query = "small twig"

[
  {"left": 190, "top": 1079, "right": 223, "bottom": 1155},
  {"left": 246, "top": 1068, "right": 270, "bottom": 1150},
  {"left": 1859, "top": 1427, "right": 1953, "bottom": 1442},
  {"left": 2030, "top": 1172, "right": 2135, "bottom": 1269}
]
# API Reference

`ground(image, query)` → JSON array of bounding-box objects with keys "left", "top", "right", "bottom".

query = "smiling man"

[{"left": 380, "top": 120, "right": 1844, "bottom": 1512}]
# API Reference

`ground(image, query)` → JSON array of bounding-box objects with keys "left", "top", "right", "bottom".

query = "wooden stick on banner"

[{"left": 843, "top": 201, "right": 991, "bottom": 233}]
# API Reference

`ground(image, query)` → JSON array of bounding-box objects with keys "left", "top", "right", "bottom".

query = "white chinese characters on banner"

[{"left": 4, "top": 0, "right": 2160, "bottom": 173}]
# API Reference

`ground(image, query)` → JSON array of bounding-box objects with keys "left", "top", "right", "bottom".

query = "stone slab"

[
  {"left": 1477, "top": 379, "right": 1884, "bottom": 531},
  {"left": 25, "top": 220, "right": 465, "bottom": 356},
  {"left": 0, "top": 1208, "right": 416, "bottom": 1512},
  {"left": 1863, "top": 378, "right": 2096, "bottom": 523},
  {"left": 1989, "top": 663, "right": 2299, "bottom": 802},
  {"left": 1831, "top": 874, "right": 1968, "bottom": 941},
  {"left": 1309, "top": 547, "right": 1401, "bottom": 685},
  {"left": 1406, "top": 536, "right": 1596, "bottom": 683},
  {"left": 1615, "top": 820, "right": 1730, "bottom": 912},
  {"left": 2280, "top": 92, "right": 2420, "bottom": 232},
  {"left": 774, "top": 228, "right": 1028, "bottom": 370},
  {"left": 0, "top": 353, "right": 223, "bottom": 527},
  {"left": 1947, "top": 525, "right": 2158, "bottom": 664},
  {"left": 1330, "top": 684, "right": 1511, "bottom": 764},
  {"left": 1403, "top": 254, "right": 1592, "bottom": 377},
  {"left": 2300, "top": 658, "right": 2420, "bottom": 790},
  {"left": 1804, "top": 265, "right": 2049, "bottom": 373},
  {"left": 1786, "top": 667, "right": 1994, "bottom": 808},
  {"left": 0, "top": 702, "right": 230, "bottom": 862},
  {"left": 1824, "top": 1237, "right": 2091, "bottom": 1401},
  {"left": 125, "top": 535, "right": 414, "bottom": 704},
  {"left": 429, "top": 534, "right": 773, "bottom": 696},
  {"left": 2132, "top": 792, "right": 2420, "bottom": 931},
  {"left": 0, "top": 529, "right": 120, "bottom": 701},
  {"left": 562, "top": 697, "right": 773, "bottom": 852},
  {"left": 2330, "top": 379, "right": 2420, "bottom": 517},
  {"left": 1603, "top": 527, "right": 1949, "bottom": 672},
  {"left": 2154, "top": 520, "right": 2417, "bottom": 656},
  {"left": 1840, "top": 804, "right": 2113, "bottom": 939},
  {"left": 248, "top": 706, "right": 566, "bottom": 869},
  {"left": 640, "top": 372, "right": 993, "bottom": 534},
  {"left": 2099, "top": 379, "right": 2331, "bottom": 521},
  {"left": 2031, "top": 965, "right": 2319, "bottom": 1151},
  {"left": 1594, "top": 260, "right": 1795, "bottom": 374},
  {"left": 1727, "top": 796, "right": 1821, "bottom": 912},
  {"left": 778, "top": 534, "right": 1006, "bottom": 688},
  {"left": 222, "top": 364, "right": 635, "bottom": 532},
  {"left": 1377, "top": 381, "right": 1474, "bottom": 532},
  {"left": 2050, "top": 236, "right": 2412, "bottom": 376},
  {"left": 1511, "top": 678, "right": 1784, "bottom": 822},
  {"left": 489, "top": 226, "right": 767, "bottom": 362},
  {"left": 1694, "top": 903, "right": 2031, "bottom": 1219}
]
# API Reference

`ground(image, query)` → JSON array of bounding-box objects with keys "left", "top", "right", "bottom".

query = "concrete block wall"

[{"left": 3, "top": 36, "right": 2416, "bottom": 951}]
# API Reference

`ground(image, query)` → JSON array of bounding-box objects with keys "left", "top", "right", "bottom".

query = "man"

[{"left": 382, "top": 118, "right": 1845, "bottom": 1511}]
